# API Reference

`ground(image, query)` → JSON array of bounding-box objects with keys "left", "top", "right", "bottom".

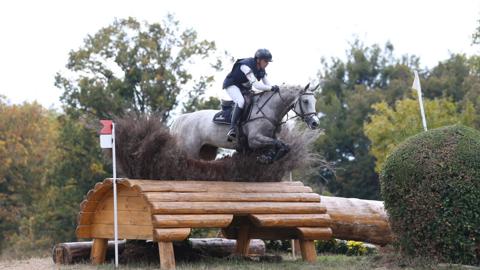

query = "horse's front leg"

[{"left": 249, "top": 135, "right": 289, "bottom": 164}]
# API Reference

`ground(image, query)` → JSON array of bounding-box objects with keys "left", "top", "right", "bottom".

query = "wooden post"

[
  {"left": 293, "top": 239, "right": 301, "bottom": 256},
  {"left": 158, "top": 241, "right": 175, "bottom": 270},
  {"left": 234, "top": 224, "right": 250, "bottom": 256},
  {"left": 299, "top": 240, "right": 316, "bottom": 263},
  {"left": 90, "top": 238, "right": 108, "bottom": 264}
]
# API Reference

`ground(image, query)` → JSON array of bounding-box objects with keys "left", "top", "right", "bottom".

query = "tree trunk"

[
  {"left": 53, "top": 240, "right": 126, "bottom": 264},
  {"left": 320, "top": 196, "right": 393, "bottom": 245}
]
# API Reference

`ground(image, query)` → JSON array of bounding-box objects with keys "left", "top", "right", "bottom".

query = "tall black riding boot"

[{"left": 227, "top": 105, "right": 243, "bottom": 141}]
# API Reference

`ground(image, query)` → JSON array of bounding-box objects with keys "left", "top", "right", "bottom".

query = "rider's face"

[{"left": 258, "top": 59, "right": 269, "bottom": 69}]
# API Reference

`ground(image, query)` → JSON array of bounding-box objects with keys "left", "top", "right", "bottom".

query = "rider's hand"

[{"left": 271, "top": 85, "right": 280, "bottom": 92}]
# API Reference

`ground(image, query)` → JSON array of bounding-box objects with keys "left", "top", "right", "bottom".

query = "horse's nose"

[{"left": 311, "top": 121, "right": 318, "bottom": 129}]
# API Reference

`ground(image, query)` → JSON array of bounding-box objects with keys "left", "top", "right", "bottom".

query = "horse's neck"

[{"left": 254, "top": 90, "right": 298, "bottom": 120}]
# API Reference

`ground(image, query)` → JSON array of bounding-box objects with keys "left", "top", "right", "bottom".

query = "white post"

[
  {"left": 112, "top": 122, "right": 119, "bottom": 267},
  {"left": 289, "top": 171, "right": 296, "bottom": 259},
  {"left": 413, "top": 70, "right": 428, "bottom": 131}
]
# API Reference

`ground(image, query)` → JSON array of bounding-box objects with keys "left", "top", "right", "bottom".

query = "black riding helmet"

[{"left": 254, "top": 48, "right": 273, "bottom": 62}]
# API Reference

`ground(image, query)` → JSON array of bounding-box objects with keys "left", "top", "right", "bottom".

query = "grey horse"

[{"left": 171, "top": 84, "right": 320, "bottom": 163}]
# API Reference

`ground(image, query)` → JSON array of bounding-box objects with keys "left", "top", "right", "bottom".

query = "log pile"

[
  {"left": 75, "top": 179, "right": 333, "bottom": 269},
  {"left": 73, "top": 178, "right": 393, "bottom": 270}
]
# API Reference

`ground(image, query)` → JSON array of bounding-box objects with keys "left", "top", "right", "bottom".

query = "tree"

[
  {"left": 364, "top": 97, "right": 477, "bottom": 173},
  {"left": 38, "top": 16, "right": 225, "bottom": 246},
  {"left": 423, "top": 54, "right": 471, "bottom": 101},
  {"left": 55, "top": 15, "right": 223, "bottom": 122},
  {"left": 0, "top": 98, "right": 59, "bottom": 250},
  {"left": 311, "top": 40, "right": 419, "bottom": 199},
  {"left": 182, "top": 96, "right": 221, "bottom": 113}
]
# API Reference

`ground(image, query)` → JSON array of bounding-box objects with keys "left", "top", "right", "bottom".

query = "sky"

[{"left": 0, "top": 0, "right": 479, "bottom": 109}]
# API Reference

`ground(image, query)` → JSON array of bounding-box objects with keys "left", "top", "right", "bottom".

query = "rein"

[{"left": 244, "top": 90, "right": 315, "bottom": 128}]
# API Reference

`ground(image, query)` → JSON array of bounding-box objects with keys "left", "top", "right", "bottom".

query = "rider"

[{"left": 223, "top": 48, "right": 280, "bottom": 140}]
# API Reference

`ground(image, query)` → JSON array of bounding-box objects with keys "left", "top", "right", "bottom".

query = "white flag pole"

[
  {"left": 413, "top": 70, "right": 428, "bottom": 131},
  {"left": 112, "top": 122, "right": 119, "bottom": 267},
  {"left": 289, "top": 171, "right": 296, "bottom": 259}
]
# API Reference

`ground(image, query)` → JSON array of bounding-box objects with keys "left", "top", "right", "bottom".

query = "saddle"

[{"left": 212, "top": 95, "right": 253, "bottom": 125}]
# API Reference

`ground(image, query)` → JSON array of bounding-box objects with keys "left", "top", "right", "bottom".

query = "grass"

[{"left": 2, "top": 253, "right": 477, "bottom": 270}]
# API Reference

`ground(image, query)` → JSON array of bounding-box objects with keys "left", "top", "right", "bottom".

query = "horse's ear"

[
  {"left": 303, "top": 83, "right": 310, "bottom": 92},
  {"left": 313, "top": 83, "right": 320, "bottom": 91}
]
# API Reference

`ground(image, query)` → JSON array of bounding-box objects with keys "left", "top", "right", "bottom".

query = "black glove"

[{"left": 271, "top": 85, "right": 280, "bottom": 92}]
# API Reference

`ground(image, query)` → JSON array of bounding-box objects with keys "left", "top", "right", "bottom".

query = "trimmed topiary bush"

[{"left": 381, "top": 124, "right": 480, "bottom": 265}]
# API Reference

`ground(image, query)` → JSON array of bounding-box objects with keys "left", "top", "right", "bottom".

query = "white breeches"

[{"left": 225, "top": 85, "right": 245, "bottom": 109}]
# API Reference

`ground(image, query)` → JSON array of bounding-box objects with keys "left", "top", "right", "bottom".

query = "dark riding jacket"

[{"left": 223, "top": 58, "right": 266, "bottom": 94}]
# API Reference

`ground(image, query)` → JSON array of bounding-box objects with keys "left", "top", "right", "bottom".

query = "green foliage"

[
  {"left": 0, "top": 98, "right": 59, "bottom": 250},
  {"left": 182, "top": 96, "right": 220, "bottom": 113},
  {"left": 364, "top": 97, "right": 477, "bottom": 172},
  {"left": 423, "top": 54, "right": 471, "bottom": 101},
  {"left": 23, "top": 15, "right": 224, "bottom": 251},
  {"left": 316, "top": 239, "right": 376, "bottom": 256},
  {"left": 55, "top": 15, "right": 222, "bottom": 121},
  {"left": 381, "top": 125, "right": 480, "bottom": 265},
  {"left": 312, "top": 40, "right": 419, "bottom": 199}
]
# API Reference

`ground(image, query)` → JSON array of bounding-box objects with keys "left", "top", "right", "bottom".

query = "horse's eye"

[{"left": 303, "top": 100, "right": 309, "bottom": 104}]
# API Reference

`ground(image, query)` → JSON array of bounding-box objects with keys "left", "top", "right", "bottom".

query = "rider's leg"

[
  {"left": 225, "top": 85, "right": 245, "bottom": 139},
  {"left": 228, "top": 104, "right": 243, "bottom": 138}
]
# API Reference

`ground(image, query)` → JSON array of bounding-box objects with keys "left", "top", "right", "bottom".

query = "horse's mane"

[{"left": 113, "top": 114, "right": 326, "bottom": 182}]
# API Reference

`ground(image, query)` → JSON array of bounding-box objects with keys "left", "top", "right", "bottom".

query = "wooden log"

[
  {"left": 53, "top": 239, "right": 265, "bottom": 264},
  {"left": 189, "top": 238, "right": 265, "bottom": 257},
  {"left": 320, "top": 196, "right": 393, "bottom": 245},
  {"left": 297, "top": 227, "right": 333, "bottom": 240},
  {"left": 250, "top": 214, "right": 331, "bottom": 227},
  {"left": 159, "top": 241, "right": 175, "bottom": 270},
  {"left": 144, "top": 192, "right": 320, "bottom": 202},
  {"left": 124, "top": 179, "right": 305, "bottom": 188},
  {"left": 149, "top": 202, "right": 326, "bottom": 215},
  {"left": 135, "top": 182, "right": 312, "bottom": 193},
  {"left": 90, "top": 238, "right": 108, "bottom": 265},
  {"left": 52, "top": 240, "right": 126, "bottom": 264},
  {"left": 154, "top": 228, "right": 191, "bottom": 242},
  {"left": 152, "top": 214, "right": 233, "bottom": 228},
  {"left": 299, "top": 240, "right": 317, "bottom": 263}
]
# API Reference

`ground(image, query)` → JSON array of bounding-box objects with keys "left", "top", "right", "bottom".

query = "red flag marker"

[
  {"left": 100, "top": 120, "right": 113, "bottom": 149},
  {"left": 100, "top": 120, "right": 113, "bottom": 134}
]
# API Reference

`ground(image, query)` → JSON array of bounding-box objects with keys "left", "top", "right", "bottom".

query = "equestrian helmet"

[{"left": 254, "top": 48, "right": 273, "bottom": 62}]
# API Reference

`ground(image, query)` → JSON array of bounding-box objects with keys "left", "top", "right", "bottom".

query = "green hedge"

[{"left": 381, "top": 125, "right": 480, "bottom": 265}]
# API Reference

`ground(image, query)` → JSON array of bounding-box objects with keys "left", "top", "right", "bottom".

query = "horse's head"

[{"left": 293, "top": 83, "right": 320, "bottom": 129}]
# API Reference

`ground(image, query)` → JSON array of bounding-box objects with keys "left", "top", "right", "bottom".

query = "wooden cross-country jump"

[{"left": 76, "top": 179, "right": 334, "bottom": 270}]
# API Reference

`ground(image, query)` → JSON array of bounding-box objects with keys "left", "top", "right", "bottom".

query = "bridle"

[{"left": 289, "top": 91, "right": 317, "bottom": 121}]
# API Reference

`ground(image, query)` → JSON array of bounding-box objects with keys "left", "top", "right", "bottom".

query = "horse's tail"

[{"left": 169, "top": 114, "right": 185, "bottom": 135}]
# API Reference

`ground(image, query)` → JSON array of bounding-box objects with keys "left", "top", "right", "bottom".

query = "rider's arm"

[
  {"left": 240, "top": 65, "right": 272, "bottom": 91},
  {"left": 261, "top": 74, "right": 272, "bottom": 87}
]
